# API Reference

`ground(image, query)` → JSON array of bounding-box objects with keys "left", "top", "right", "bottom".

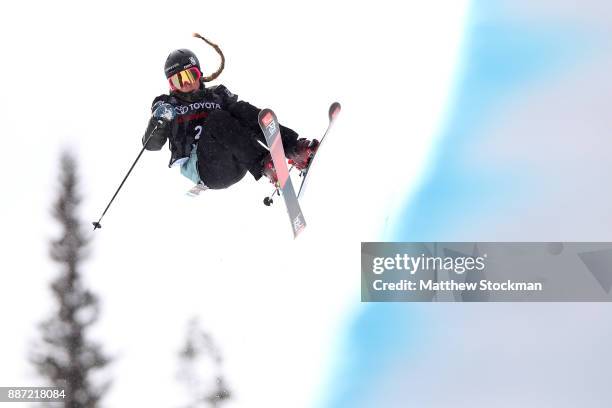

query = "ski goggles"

[{"left": 168, "top": 67, "right": 202, "bottom": 91}]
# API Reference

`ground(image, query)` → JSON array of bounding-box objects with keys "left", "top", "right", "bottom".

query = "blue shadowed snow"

[
  {"left": 320, "top": 303, "right": 426, "bottom": 408},
  {"left": 321, "top": 2, "right": 590, "bottom": 407},
  {"left": 393, "top": 4, "right": 587, "bottom": 241}
]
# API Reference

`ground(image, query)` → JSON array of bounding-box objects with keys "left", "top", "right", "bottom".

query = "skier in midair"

[{"left": 142, "top": 40, "right": 319, "bottom": 190}]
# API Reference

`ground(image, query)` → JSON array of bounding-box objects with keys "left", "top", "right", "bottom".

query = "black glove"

[
  {"left": 143, "top": 102, "right": 174, "bottom": 150},
  {"left": 152, "top": 101, "right": 176, "bottom": 124}
]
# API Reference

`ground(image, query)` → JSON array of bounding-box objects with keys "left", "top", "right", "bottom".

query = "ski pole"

[{"left": 92, "top": 127, "right": 157, "bottom": 231}]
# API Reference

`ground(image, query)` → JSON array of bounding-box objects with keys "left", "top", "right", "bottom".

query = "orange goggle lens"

[{"left": 168, "top": 67, "right": 202, "bottom": 91}]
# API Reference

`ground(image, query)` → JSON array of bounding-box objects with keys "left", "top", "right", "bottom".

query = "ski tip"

[
  {"left": 329, "top": 102, "right": 341, "bottom": 121},
  {"left": 258, "top": 108, "right": 277, "bottom": 126}
]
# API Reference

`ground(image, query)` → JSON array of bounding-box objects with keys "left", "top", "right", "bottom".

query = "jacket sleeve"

[
  {"left": 142, "top": 98, "right": 172, "bottom": 151},
  {"left": 223, "top": 87, "right": 300, "bottom": 154}
]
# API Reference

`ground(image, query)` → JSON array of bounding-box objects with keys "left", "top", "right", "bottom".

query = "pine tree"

[
  {"left": 31, "top": 151, "right": 111, "bottom": 408},
  {"left": 178, "top": 318, "right": 231, "bottom": 408}
]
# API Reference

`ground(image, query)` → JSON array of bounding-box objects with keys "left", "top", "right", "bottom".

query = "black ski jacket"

[{"left": 142, "top": 83, "right": 298, "bottom": 168}]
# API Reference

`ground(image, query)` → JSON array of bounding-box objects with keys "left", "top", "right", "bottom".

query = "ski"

[
  {"left": 297, "top": 102, "right": 341, "bottom": 199},
  {"left": 258, "top": 108, "right": 307, "bottom": 238},
  {"left": 186, "top": 182, "right": 209, "bottom": 197}
]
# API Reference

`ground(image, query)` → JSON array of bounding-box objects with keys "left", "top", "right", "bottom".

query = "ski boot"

[
  {"left": 261, "top": 154, "right": 278, "bottom": 185},
  {"left": 288, "top": 138, "right": 320, "bottom": 170}
]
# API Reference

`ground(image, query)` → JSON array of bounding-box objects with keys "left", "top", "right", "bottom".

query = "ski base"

[{"left": 258, "top": 108, "right": 306, "bottom": 238}]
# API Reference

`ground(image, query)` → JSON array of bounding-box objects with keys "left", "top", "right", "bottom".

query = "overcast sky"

[{"left": 0, "top": 1, "right": 468, "bottom": 407}]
